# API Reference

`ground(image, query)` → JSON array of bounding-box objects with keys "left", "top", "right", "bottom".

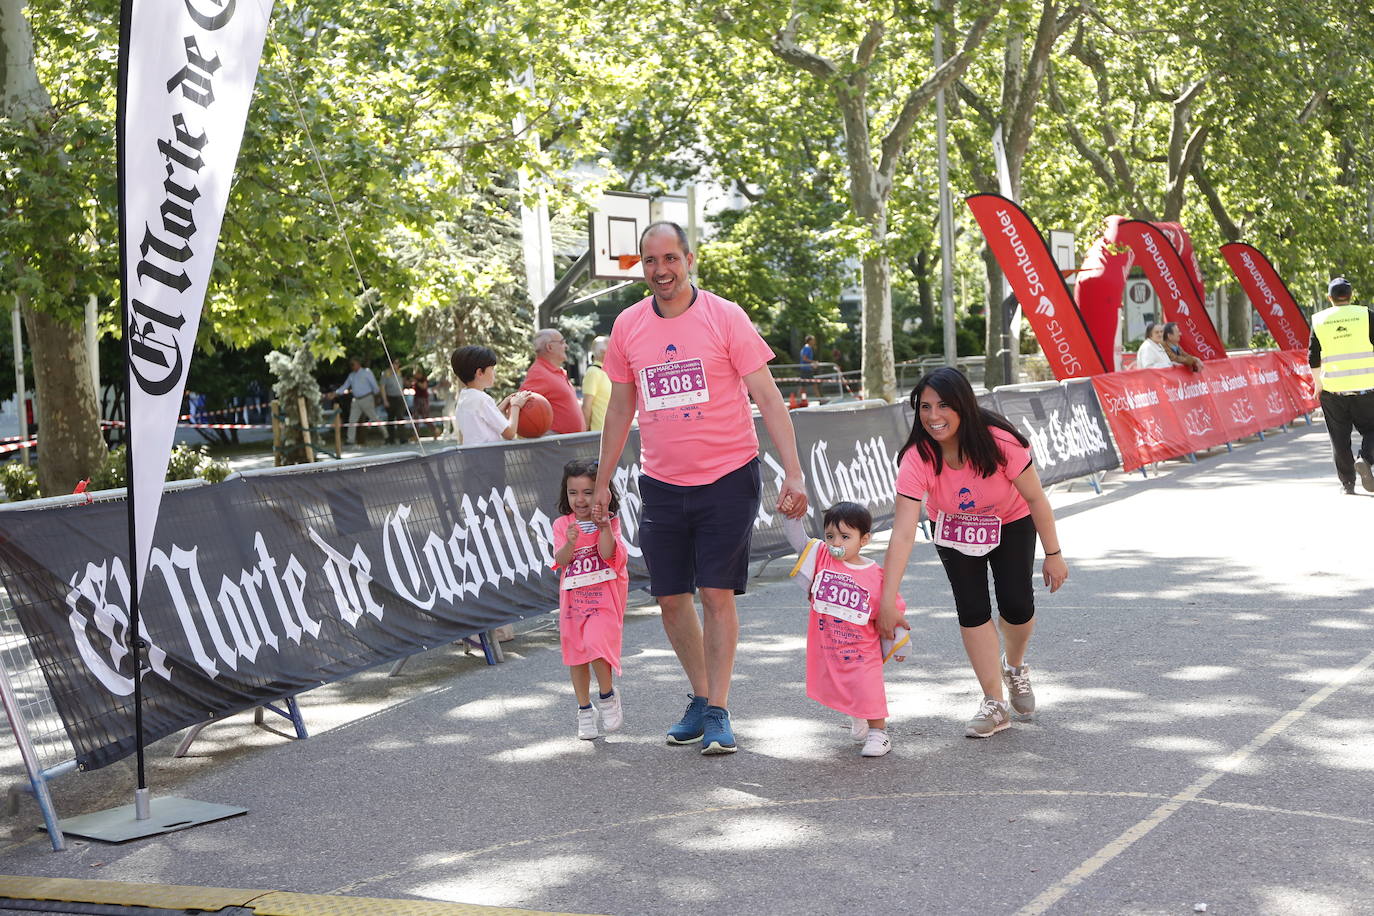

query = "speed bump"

[{"left": 0, "top": 875, "right": 602, "bottom": 915}]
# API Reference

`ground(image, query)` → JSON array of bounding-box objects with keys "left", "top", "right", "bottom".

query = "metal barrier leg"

[
  {"left": 388, "top": 655, "right": 411, "bottom": 677},
  {"left": 1089, "top": 473, "right": 1103, "bottom": 495},
  {"left": 1187, "top": 453, "right": 1198, "bottom": 464},
  {"left": 173, "top": 722, "right": 213, "bottom": 758},
  {"left": 176, "top": 698, "right": 309, "bottom": 757},
  {"left": 0, "top": 646, "right": 67, "bottom": 850},
  {"left": 480, "top": 631, "right": 504, "bottom": 665},
  {"left": 1257, "top": 429, "right": 1266, "bottom": 441},
  {"left": 255, "top": 696, "right": 309, "bottom": 739}
]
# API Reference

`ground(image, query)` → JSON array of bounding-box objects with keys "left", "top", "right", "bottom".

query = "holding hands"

[
  {"left": 876, "top": 599, "right": 911, "bottom": 642},
  {"left": 776, "top": 474, "right": 809, "bottom": 520}
]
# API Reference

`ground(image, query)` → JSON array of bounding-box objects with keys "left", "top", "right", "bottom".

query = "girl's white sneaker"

[
  {"left": 577, "top": 706, "right": 599, "bottom": 740},
  {"left": 861, "top": 729, "right": 891, "bottom": 757}
]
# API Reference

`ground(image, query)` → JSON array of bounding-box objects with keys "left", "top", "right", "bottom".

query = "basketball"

[{"left": 515, "top": 391, "right": 554, "bottom": 438}]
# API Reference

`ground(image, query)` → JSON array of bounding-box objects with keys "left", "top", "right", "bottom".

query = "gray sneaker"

[
  {"left": 1358, "top": 457, "right": 1374, "bottom": 493},
  {"left": 965, "top": 696, "right": 1011, "bottom": 738},
  {"left": 1001, "top": 656, "right": 1036, "bottom": 717}
]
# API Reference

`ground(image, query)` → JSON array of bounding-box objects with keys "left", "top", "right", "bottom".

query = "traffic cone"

[
  {"left": 800, "top": 391, "right": 809, "bottom": 407},
  {"left": 788, "top": 392, "right": 798, "bottom": 410}
]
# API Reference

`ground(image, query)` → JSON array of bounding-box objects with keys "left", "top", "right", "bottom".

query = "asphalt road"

[{"left": 2, "top": 421, "right": 1371, "bottom": 916}]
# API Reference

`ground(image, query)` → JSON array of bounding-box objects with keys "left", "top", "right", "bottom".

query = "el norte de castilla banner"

[{"left": 0, "top": 407, "right": 916, "bottom": 770}]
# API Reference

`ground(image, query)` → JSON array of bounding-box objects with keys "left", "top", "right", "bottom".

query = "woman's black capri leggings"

[{"left": 934, "top": 514, "right": 1037, "bottom": 628}]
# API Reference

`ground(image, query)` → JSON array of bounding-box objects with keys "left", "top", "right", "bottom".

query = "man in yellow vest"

[{"left": 1309, "top": 277, "right": 1374, "bottom": 494}]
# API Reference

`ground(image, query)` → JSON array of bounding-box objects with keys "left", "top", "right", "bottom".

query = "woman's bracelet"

[{"left": 1044, "top": 549, "right": 1062, "bottom": 557}]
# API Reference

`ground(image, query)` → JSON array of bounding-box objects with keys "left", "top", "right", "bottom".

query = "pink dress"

[
  {"left": 554, "top": 514, "right": 629, "bottom": 674},
  {"left": 802, "top": 546, "right": 904, "bottom": 720}
]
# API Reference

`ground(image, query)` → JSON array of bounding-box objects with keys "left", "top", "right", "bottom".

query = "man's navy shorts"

[{"left": 638, "top": 458, "right": 762, "bottom": 597}]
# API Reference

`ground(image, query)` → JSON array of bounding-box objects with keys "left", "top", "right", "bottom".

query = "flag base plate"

[{"left": 57, "top": 796, "right": 246, "bottom": 843}]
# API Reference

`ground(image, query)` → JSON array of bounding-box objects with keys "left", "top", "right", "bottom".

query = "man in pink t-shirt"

[
  {"left": 593, "top": 221, "right": 809, "bottom": 756},
  {"left": 522, "top": 329, "right": 587, "bottom": 435}
]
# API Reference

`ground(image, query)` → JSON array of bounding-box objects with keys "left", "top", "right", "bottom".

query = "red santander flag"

[
  {"left": 966, "top": 194, "right": 1107, "bottom": 380},
  {"left": 1219, "top": 243, "right": 1310, "bottom": 351},
  {"left": 1116, "top": 221, "right": 1226, "bottom": 361}
]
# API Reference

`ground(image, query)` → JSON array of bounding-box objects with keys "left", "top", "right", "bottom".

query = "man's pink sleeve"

[
  {"left": 726, "top": 305, "right": 775, "bottom": 377},
  {"left": 604, "top": 327, "right": 632, "bottom": 384}
]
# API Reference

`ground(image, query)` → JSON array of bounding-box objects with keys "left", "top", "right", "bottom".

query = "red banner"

[
  {"left": 966, "top": 194, "right": 1108, "bottom": 380},
  {"left": 1219, "top": 243, "right": 1310, "bottom": 351},
  {"left": 1271, "top": 349, "right": 1319, "bottom": 412},
  {"left": 1117, "top": 220, "right": 1227, "bottom": 361},
  {"left": 1091, "top": 354, "right": 1308, "bottom": 472},
  {"left": 1205, "top": 357, "right": 1264, "bottom": 442},
  {"left": 1091, "top": 371, "right": 1192, "bottom": 471}
]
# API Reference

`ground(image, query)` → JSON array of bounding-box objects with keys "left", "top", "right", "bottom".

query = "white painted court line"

[{"left": 1016, "top": 646, "right": 1374, "bottom": 916}]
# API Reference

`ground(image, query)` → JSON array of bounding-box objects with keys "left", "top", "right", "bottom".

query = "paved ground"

[{"left": 2, "top": 420, "right": 1372, "bottom": 915}]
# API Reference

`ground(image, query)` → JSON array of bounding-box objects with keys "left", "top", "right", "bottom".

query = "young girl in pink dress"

[
  {"left": 552, "top": 459, "right": 630, "bottom": 740},
  {"left": 785, "top": 502, "right": 909, "bottom": 757}
]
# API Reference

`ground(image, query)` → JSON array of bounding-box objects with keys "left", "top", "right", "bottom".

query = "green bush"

[
  {"left": 89, "top": 446, "right": 127, "bottom": 491},
  {"left": 86, "top": 444, "right": 230, "bottom": 494},
  {"left": 0, "top": 462, "right": 40, "bottom": 503}
]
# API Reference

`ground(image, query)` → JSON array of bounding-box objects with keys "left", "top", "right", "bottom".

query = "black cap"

[{"left": 1329, "top": 277, "right": 1353, "bottom": 298}]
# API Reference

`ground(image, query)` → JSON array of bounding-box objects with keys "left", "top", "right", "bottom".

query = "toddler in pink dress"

[
  {"left": 552, "top": 459, "right": 629, "bottom": 740},
  {"left": 784, "top": 502, "right": 910, "bottom": 757}
]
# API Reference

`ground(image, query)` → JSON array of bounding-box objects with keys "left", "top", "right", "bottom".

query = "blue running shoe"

[
  {"left": 700, "top": 705, "right": 737, "bottom": 755},
  {"left": 666, "top": 695, "right": 709, "bottom": 745}
]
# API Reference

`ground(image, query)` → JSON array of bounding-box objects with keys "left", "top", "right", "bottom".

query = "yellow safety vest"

[{"left": 1313, "top": 304, "right": 1374, "bottom": 393}]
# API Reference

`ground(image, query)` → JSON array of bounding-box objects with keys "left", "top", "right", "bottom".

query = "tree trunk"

[
  {"left": 5, "top": 0, "right": 107, "bottom": 495},
  {"left": 860, "top": 235, "right": 896, "bottom": 402},
  {"left": 1224, "top": 282, "right": 1250, "bottom": 348},
  {"left": 22, "top": 304, "right": 107, "bottom": 495}
]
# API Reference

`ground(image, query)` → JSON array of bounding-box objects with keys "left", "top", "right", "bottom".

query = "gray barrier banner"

[
  {"left": 0, "top": 403, "right": 910, "bottom": 769},
  {"left": 986, "top": 381, "right": 1119, "bottom": 485}
]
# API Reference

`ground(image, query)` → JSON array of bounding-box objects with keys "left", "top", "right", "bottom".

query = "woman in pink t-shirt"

[{"left": 878, "top": 368, "right": 1069, "bottom": 739}]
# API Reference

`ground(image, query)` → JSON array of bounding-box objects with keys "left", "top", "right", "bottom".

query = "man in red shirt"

[{"left": 522, "top": 329, "right": 587, "bottom": 434}]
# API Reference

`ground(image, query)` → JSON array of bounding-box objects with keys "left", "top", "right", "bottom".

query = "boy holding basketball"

[{"left": 451, "top": 345, "right": 533, "bottom": 445}]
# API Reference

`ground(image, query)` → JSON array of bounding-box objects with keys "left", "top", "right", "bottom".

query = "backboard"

[
  {"left": 590, "top": 191, "right": 652, "bottom": 280},
  {"left": 1048, "top": 229, "right": 1076, "bottom": 276}
]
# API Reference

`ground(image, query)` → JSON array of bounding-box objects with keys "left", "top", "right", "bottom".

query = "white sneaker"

[
  {"left": 577, "top": 706, "right": 598, "bottom": 740},
  {"left": 850, "top": 716, "right": 870, "bottom": 743},
  {"left": 596, "top": 690, "right": 623, "bottom": 733},
  {"left": 861, "top": 729, "right": 891, "bottom": 757}
]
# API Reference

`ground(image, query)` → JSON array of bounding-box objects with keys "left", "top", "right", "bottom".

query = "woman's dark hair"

[
  {"left": 823, "top": 501, "right": 872, "bottom": 537},
  {"left": 1161, "top": 322, "right": 1180, "bottom": 341},
  {"left": 557, "top": 459, "right": 619, "bottom": 516},
  {"left": 897, "top": 367, "right": 1029, "bottom": 478},
  {"left": 451, "top": 345, "right": 498, "bottom": 383},
  {"left": 1143, "top": 321, "right": 1158, "bottom": 340}
]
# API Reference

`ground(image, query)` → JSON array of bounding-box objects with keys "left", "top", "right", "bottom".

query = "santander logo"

[{"left": 1036, "top": 295, "right": 1055, "bottom": 317}]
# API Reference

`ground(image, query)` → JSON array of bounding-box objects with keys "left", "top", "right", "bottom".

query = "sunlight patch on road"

[
  {"left": 1163, "top": 665, "right": 1240, "bottom": 681},
  {"left": 655, "top": 811, "right": 815, "bottom": 852},
  {"left": 411, "top": 853, "right": 597, "bottom": 908}
]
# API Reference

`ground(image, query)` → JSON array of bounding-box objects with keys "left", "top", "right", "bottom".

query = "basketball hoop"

[{"left": 617, "top": 254, "right": 641, "bottom": 271}]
